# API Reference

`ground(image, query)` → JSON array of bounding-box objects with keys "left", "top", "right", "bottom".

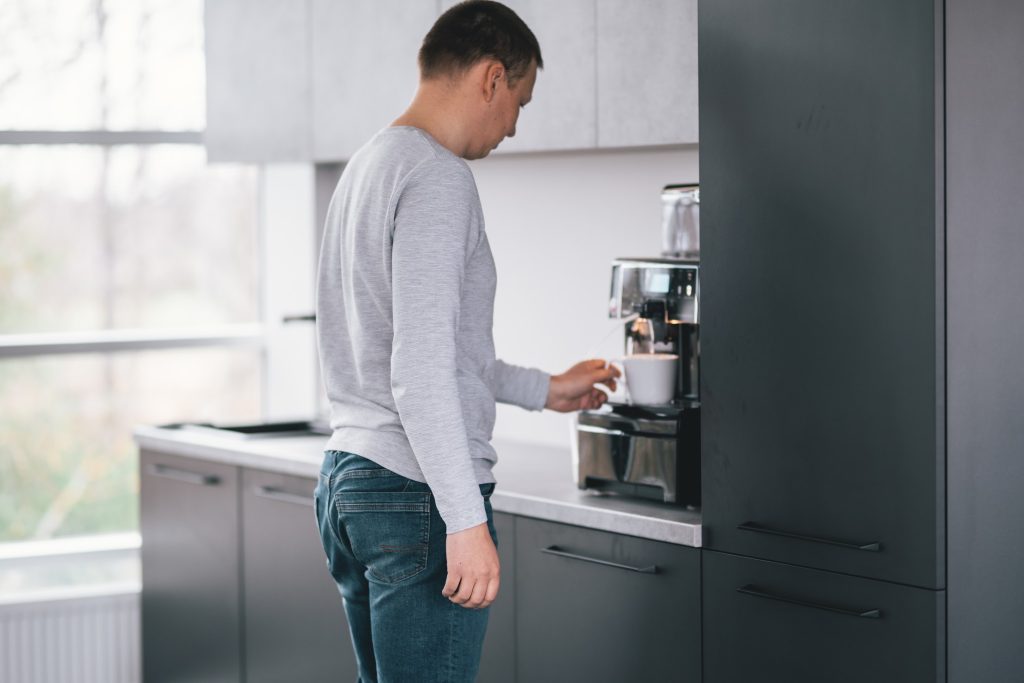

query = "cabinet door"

[
  {"left": 205, "top": 0, "right": 312, "bottom": 162},
  {"left": 478, "top": 512, "right": 516, "bottom": 683},
  {"left": 596, "top": 0, "right": 698, "bottom": 147},
  {"left": 488, "top": 0, "right": 597, "bottom": 153},
  {"left": 140, "top": 451, "right": 241, "bottom": 683},
  {"left": 312, "top": 0, "right": 437, "bottom": 161},
  {"left": 516, "top": 517, "right": 700, "bottom": 683},
  {"left": 703, "top": 550, "right": 944, "bottom": 682},
  {"left": 242, "top": 469, "right": 357, "bottom": 683},
  {"left": 699, "top": 0, "right": 944, "bottom": 588}
]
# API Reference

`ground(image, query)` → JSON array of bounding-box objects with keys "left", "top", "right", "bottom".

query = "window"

[{"left": 0, "top": 0, "right": 264, "bottom": 552}]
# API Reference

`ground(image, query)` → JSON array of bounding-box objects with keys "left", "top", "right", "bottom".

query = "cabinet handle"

[
  {"left": 148, "top": 464, "right": 220, "bottom": 486},
  {"left": 737, "top": 521, "right": 881, "bottom": 552},
  {"left": 736, "top": 584, "right": 881, "bottom": 619},
  {"left": 541, "top": 545, "right": 658, "bottom": 574},
  {"left": 254, "top": 485, "right": 314, "bottom": 508}
]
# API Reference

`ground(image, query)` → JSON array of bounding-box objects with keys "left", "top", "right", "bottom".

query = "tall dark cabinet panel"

[
  {"left": 946, "top": 0, "right": 1024, "bottom": 678},
  {"left": 699, "top": 0, "right": 945, "bottom": 590}
]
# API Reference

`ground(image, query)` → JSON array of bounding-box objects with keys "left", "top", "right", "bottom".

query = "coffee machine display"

[{"left": 573, "top": 256, "right": 701, "bottom": 507}]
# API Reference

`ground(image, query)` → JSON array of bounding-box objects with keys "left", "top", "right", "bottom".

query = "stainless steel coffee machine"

[{"left": 573, "top": 219, "right": 701, "bottom": 506}]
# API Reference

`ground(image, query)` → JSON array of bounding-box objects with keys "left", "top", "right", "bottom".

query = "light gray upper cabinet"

[
  {"left": 312, "top": 0, "right": 438, "bottom": 161},
  {"left": 489, "top": 0, "right": 597, "bottom": 153},
  {"left": 596, "top": 0, "right": 698, "bottom": 147},
  {"left": 205, "top": 0, "right": 698, "bottom": 162},
  {"left": 204, "top": 0, "right": 312, "bottom": 162}
]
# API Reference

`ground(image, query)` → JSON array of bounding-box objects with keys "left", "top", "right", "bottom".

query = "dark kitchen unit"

[{"left": 699, "top": 0, "right": 1024, "bottom": 681}]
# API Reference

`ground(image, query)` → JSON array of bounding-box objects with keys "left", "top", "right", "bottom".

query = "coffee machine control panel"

[{"left": 608, "top": 258, "right": 699, "bottom": 325}]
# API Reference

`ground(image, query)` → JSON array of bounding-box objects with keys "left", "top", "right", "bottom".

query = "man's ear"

[{"left": 481, "top": 60, "right": 504, "bottom": 103}]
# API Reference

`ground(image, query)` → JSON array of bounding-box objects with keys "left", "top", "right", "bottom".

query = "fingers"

[
  {"left": 449, "top": 576, "right": 478, "bottom": 606},
  {"left": 446, "top": 573, "right": 499, "bottom": 609},
  {"left": 442, "top": 570, "right": 461, "bottom": 599}
]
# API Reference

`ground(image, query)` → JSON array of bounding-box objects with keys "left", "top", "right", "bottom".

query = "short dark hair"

[{"left": 419, "top": 1, "right": 543, "bottom": 85}]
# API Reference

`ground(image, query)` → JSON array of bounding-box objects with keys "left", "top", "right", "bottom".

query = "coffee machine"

[{"left": 573, "top": 192, "right": 701, "bottom": 506}]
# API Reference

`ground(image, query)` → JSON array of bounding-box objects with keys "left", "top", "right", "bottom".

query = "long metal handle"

[
  {"left": 737, "top": 521, "right": 881, "bottom": 552},
  {"left": 736, "top": 584, "right": 881, "bottom": 619},
  {"left": 255, "top": 485, "right": 314, "bottom": 508},
  {"left": 541, "top": 545, "right": 658, "bottom": 574},
  {"left": 576, "top": 423, "right": 674, "bottom": 441},
  {"left": 148, "top": 464, "right": 220, "bottom": 487}
]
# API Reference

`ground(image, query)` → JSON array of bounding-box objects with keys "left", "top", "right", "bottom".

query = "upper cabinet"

[
  {"left": 205, "top": 0, "right": 312, "bottom": 163},
  {"left": 311, "top": 0, "right": 438, "bottom": 161},
  {"left": 204, "top": 0, "right": 698, "bottom": 162},
  {"left": 596, "top": 0, "right": 698, "bottom": 147},
  {"left": 489, "top": 0, "right": 598, "bottom": 153}
]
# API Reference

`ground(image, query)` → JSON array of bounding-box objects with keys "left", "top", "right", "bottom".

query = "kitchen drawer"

[
  {"left": 242, "top": 469, "right": 356, "bottom": 682},
  {"left": 478, "top": 512, "right": 516, "bottom": 683},
  {"left": 140, "top": 451, "right": 241, "bottom": 683},
  {"left": 702, "top": 550, "right": 945, "bottom": 682},
  {"left": 516, "top": 517, "right": 700, "bottom": 683}
]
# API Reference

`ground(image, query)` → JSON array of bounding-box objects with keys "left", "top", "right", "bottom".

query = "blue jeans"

[{"left": 314, "top": 450, "right": 496, "bottom": 683}]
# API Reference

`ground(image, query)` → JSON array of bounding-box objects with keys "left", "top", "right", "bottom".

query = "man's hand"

[
  {"left": 443, "top": 522, "right": 500, "bottom": 609},
  {"left": 545, "top": 359, "right": 620, "bottom": 412}
]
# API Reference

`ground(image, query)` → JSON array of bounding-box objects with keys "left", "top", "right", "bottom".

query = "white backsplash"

[{"left": 470, "top": 145, "right": 700, "bottom": 449}]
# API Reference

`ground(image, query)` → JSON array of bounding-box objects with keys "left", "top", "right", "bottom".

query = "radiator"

[{"left": 0, "top": 586, "right": 140, "bottom": 683}]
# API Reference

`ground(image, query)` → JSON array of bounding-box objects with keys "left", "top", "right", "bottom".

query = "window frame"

[{"left": 0, "top": 129, "right": 319, "bottom": 565}]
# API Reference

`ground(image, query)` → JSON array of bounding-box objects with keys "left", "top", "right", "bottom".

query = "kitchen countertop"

[{"left": 133, "top": 425, "right": 701, "bottom": 547}]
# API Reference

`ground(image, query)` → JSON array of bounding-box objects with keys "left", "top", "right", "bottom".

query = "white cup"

[{"left": 621, "top": 353, "right": 679, "bottom": 405}]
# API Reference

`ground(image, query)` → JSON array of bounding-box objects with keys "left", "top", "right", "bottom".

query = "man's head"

[
  {"left": 409, "top": 1, "right": 543, "bottom": 159},
  {"left": 419, "top": 1, "right": 543, "bottom": 88}
]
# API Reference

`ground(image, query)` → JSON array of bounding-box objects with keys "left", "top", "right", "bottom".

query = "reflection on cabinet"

[
  {"left": 204, "top": 0, "right": 312, "bottom": 162},
  {"left": 596, "top": 0, "right": 698, "bottom": 147},
  {"left": 140, "top": 451, "right": 242, "bottom": 683},
  {"left": 702, "top": 550, "right": 944, "bottom": 683},
  {"left": 241, "top": 469, "right": 356, "bottom": 683},
  {"left": 515, "top": 517, "right": 700, "bottom": 683},
  {"left": 478, "top": 512, "right": 517, "bottom": 683},
  {"left": 311, "top": 0, "right": 437, "bottom": 161}
]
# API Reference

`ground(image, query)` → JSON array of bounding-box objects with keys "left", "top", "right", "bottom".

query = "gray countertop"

[{"left": 133, "top": 425, "right": 701, "bottom": 547}]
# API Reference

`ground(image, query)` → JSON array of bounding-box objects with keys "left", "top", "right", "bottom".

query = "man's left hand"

[{"left": 545, "top": 359, "right": 620, "bottom": 412}]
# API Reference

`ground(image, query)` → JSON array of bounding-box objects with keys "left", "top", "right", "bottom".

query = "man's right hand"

[{"left": 442, "top": 522, "right": 500, "bottom": 609}]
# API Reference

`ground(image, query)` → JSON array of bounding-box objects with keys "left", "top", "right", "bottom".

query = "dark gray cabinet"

[
  {"left": 140, "top": 451, "right": 359, "bottom": 682},
  {"left": 699, "top": 0, "right": 944, "bottom": 590},
  {"left": 699, "top": 0, "right": 1024, "bottom": 679},
  {"left": 702, "top": 550, "right": 945, "bottom": 682},
  {"left": 140, "top": 450, "right": 242, "bottom": 683},
  {"left": 514, "top": 517, "right": 700, "bottom": 683},
  {"left": 241, "top": 469, "right": 356, "bottom": 682},
  {"left": 478, "top": 512, "right": 517, "bottom": 683}
]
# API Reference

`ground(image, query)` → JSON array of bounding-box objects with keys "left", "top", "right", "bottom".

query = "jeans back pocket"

[{"left": 334, "top": 491, "right": 431, "bottom": 584}]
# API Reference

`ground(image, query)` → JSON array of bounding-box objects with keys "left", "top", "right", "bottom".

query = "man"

[{"left": 314, "top": 2, "right": 619, "bottom": 681}]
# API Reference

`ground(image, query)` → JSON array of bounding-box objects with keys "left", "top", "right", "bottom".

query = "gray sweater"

[{"left": 316, "top": 126, "right": 551, "bottom": 534}]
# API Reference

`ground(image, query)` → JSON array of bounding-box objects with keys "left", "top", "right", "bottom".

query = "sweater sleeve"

[
  {"left": 490, "top": 359, "right": 550, "bottom": 411},
  {"left": 389, "top": 158, "right": 486, "bottom": 534}
]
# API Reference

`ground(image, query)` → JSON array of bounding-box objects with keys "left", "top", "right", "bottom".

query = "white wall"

[{"left": 469, "top": 146, "right": 699, "bottom": 448}]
